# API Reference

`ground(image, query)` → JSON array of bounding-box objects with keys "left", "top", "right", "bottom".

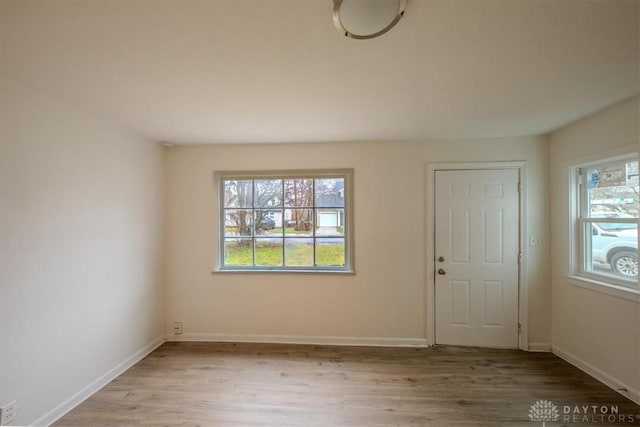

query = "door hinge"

[
  {"left": 517, "top": 182, "right": 522, "bottom": 193},
  {"left": 518, "top": 252, "right": 523, "bottom": 265},
  {"left": 518, "top": 323, "right": 522, "bottom": 334}
]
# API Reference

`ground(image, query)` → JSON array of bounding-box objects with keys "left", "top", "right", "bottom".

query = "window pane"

[
  {"left": 224, "top": 209, "right": 253, "bottom": 236},
  {"left": 316, "top": 238, "right": 345, "bottom": 266},
  {"left": 587, "top": 160, "right": 639, "bottom": 218},
  {"left": 218, "top": 170, "right": 352, "bottom": 272},
  {"left": 316, "top": 209, "right": 345, "bottom": 236},
  {"left": 224, "top": 238, "right": 253, "bottom": 266},
  {"left": 285, "top": 238, "right": 313, "bottom": 266},
  {"left": 254, "top": 179, "right": 283, "bottom": 208},
  {"left": 224, "top": 180, "right": 253, "bottom": 208},
  {"left": 255, "top": 210, "right": 282, "bottom": 236},
  {"left": 284, "top": 179, "right": 313, "bottom": 207},
  {"left": 255, "top": 238, "right": 283, "bottom": 266},
  {"left": 315, "top": 178, "right": 345, "bottom": 207},
  {"left": 586, "top": 222, "right": 638, "bottom": 280},
  {"left": 284, "top": 208, "right": 313, "bottom": 236}
]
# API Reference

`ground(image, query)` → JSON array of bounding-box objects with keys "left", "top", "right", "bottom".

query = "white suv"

[{"left": 591, "top": 223, "right": 638, "bottom": 279}]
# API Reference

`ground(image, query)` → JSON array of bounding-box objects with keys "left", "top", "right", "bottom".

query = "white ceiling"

[{"left": 1, "top": 0, "right": 638, "bottom": 144}]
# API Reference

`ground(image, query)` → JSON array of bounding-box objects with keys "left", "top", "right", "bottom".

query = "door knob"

[
  {"left": 438, "top": 268, "right": 446, "bottom": 275},
  {"left": 438, "top": 256, "right": 445, "bottom": 262}
]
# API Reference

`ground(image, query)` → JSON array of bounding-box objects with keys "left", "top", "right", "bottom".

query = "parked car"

[
  {"left": 259, "top": 217, "right": 276, "bottom": 230},
  {"left": 591, "top": 223, "right": 638, "bottom": 278}
]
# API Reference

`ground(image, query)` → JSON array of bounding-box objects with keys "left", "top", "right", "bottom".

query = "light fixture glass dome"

[{"left": 333, "top": 0, "right": 407, "bottom": 40}]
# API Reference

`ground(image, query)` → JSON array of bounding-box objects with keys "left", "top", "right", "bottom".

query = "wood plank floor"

[{"left": 55, "top": 342, "right": 640, "bottom": 426}]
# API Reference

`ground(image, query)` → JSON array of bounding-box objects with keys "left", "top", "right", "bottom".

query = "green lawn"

[{"left": 225, "top": 241, "right": 344, "bottom": 267}]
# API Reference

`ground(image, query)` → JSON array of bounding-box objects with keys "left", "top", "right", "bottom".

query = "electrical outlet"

[
  {"left": 173, "top": 321, "right": 183, "bottom": 335},
  {"left": 0, "top": 400, "right": 18, "bottom": 425}
]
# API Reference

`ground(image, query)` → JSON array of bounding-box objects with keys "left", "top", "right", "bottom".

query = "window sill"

[
  {"left": 564, "top": 275, "right": 640, "bottom": 303},
  {"left": 212, "top": 268, "right": 356, "bottom": 275}
]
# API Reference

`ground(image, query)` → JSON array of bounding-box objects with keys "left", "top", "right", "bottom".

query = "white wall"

[
  {"left": 549, "top": 97, "right": 640, "bottom": 403},
  {"left": 165, "top": 137, "right": 550, "bottom": 347},
  {"left": 0, "top": 77, "right": 166, "bottom": 425}
]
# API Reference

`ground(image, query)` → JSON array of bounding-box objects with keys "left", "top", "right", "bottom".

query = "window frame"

[
  {"left": 571, "top": 153, "right": 639, "bottom": 290},
  {"left": 213, "top": 169, "right": 355, "bottom": 273}
]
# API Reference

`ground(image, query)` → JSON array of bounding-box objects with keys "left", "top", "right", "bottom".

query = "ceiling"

[{"left": 1, "top": 0, "right": 638, "bottom": 144}]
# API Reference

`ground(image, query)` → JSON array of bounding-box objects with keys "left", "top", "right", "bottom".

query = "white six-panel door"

[{"left": 434, "top": 169, "right": 520, "bottom": 348}]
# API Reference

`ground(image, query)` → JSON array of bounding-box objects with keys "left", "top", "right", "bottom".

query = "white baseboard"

[
  {"left": 167, "top": 333, "right": 428, "bottom": 348},
  {"left": 34, "top": 334, "right": 166, "bottom": 427},
  {"left": 528, "top": 342, "right": 552, "bottom": 352},
  {"left": 552, "top": 345, "right": 640, "bottom": 405}
]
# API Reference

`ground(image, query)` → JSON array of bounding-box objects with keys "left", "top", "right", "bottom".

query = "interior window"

[
  {"left": 576, "top": 156, "right": 639, "bottom": 287},
  {"left": 216, "top": 170, "right": 353, "bottom": 273}
]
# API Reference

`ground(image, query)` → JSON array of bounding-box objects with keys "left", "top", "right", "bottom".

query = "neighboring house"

[
  {"left": 262, "top": 184, "right": 345, "bottom": 230},
  {"left": 315, "top": 186, "right": 344, "bottom": 229}
]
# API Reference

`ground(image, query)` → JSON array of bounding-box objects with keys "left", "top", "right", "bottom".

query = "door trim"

[{"left": 426, "top": 162, "right": 528, "bottom": 350}]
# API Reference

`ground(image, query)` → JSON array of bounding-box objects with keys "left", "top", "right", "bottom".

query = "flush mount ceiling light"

[{"left": 333, "top": 0, "right": 407, "bottom": 40}]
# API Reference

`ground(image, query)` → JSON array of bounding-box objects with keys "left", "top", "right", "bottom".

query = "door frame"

[{"left": 426, "top": 161, "right": 528, "bottom": 350}]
